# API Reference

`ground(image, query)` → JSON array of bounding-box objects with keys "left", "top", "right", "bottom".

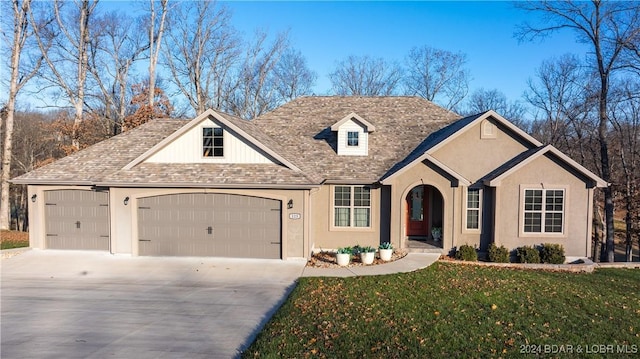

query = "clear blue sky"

[
  {"left": 15, "top": 1, "right": 589, "bottom": 112},
  {"left": 221, "top": 1, "right": 587, "bottom": 102}
]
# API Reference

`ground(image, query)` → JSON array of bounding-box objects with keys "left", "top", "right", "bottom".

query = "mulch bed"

[{"left": 306, "top": 249, "right": 408, "bottom": 268}]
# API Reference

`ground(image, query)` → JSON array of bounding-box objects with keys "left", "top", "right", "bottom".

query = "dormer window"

[
  {"left": 347, "top": 131, "right": 359, "bottom": 147},
  {"left": 330, "top": 112, "right": 375, "bottom": 156},
  {"left": 203, "top": 127, "right": 224, "bottom": 157}
]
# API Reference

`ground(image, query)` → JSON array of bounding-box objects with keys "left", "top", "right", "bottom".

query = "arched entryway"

[{"left": 405, "top": 184, "right": 444, "bottom": 248}]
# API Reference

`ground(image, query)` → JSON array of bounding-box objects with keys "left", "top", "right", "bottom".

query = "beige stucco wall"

[
  {"left": 310, "top": 185, "right": 382, "bottom": 250},
  {"left": 494, "top": 154, "right": 593, "bottom": 257},
  {"left": 431, "top": 118, "right": 531, "bottom": 182},
  {"left": 28, "top": 186, "right": 310, "bottom": 259}
]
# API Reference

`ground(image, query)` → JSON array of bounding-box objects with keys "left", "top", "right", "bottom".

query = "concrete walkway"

[{"left": 301, "top": 253, "right": 441, "bottom": 277}]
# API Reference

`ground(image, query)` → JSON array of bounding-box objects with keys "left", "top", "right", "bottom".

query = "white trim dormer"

[{"left": 330, "top": 112, "right": 375, "bottom": 156}]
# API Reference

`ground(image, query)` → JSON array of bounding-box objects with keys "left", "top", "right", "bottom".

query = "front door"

[{"left": 406, "top": 186, "right": 428, "bottom": 236}]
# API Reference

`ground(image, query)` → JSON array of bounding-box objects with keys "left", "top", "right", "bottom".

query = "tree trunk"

[{"left": 1, "top": 0, "right": 32, "bottom": 230}]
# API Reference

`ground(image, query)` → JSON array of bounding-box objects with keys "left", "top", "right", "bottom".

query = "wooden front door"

[{"left": 406, "top": 186, "right": 429, "bottom": 236}]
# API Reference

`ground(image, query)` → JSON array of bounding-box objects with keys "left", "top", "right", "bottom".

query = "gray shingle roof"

[
  {"left": 253, "top": 96, "right": 461, "bottom": 182},
  {"left": 12, "top": 119, "right": 185, "bottom": 184},
  {"left": 13, "top": 96, "right": 462, "bottom": 186}
]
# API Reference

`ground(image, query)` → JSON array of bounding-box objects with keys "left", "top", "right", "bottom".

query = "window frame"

[
  {"left": 520, "top": 186, "right": 567, "bottom": 237},
  {"left": 347, "top": 131, "right": 359, "bottom": 147},
  {"left": 464, "top": 187, "right": 482, "bottom": 232},
  {"left": 331, "top": 185, "right": 373, "bottom": 230},
  {"left": 202, "top": 127, "right": 224, "bottom": 158}
]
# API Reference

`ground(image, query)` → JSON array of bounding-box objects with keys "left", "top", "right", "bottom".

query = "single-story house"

[{"left": 13, "top": 96, "right": 607, "bottom": 260}]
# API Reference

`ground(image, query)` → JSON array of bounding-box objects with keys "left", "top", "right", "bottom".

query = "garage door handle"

[
  {"left": 139, "top": 239, "right": 151, "bottom": 242},
  {"left": 206, "top": 226, "right": 213, "bottom": 235},
  {"left": 270, "top": 242, "right": 279, "bottom": 245},
  {"left": 75, "top": 221, "right": 81, "bottom": 229}
]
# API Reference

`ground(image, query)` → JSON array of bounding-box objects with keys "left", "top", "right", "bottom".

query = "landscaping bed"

[{"left": 306, "top": 249, "right": 408, "bottom": 268}]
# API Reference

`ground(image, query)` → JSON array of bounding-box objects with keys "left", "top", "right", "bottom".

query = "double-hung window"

[
  {"left": 203, "top": 127, "right": 224, "bottom": 157},
  {"left": 347, "top": 131, "right": 359, "bottom": 147},
  {"left": 334, "top": 186, "right": 371, "bottom": 228},
  {"left": 523, "top": 189, "right": 564, "bottom": 233},
  {"left": 466, "top": 188, "right": 481, "bottom": 230}
]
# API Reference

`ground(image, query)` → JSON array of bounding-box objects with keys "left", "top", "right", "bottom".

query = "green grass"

[
  {"left": 244, "top": 262, "right": 640, "bottom": 358},
  {"left": 0, "top": 231, "right": 29, "bottom": 250}
]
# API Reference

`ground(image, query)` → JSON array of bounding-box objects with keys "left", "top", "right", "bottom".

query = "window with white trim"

[
  {"left": 334, "top": 186, "right": 371, "bottom": 227},
  {"left": 466, "top": 188, "right": 481, "bottom": 230},
  {"left": 523, "top": 189, "right": 564, "bottom": 233},
  {"left": 347, "top": 131, "right": 359, "bottom": 147},
  {"left": 203, "top": 127, "right": 224, "bottom": 157}
]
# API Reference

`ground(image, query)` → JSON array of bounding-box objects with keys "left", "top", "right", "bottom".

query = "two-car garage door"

[{"left": 137, "top": 193, "right": 282, "bottom": 259}]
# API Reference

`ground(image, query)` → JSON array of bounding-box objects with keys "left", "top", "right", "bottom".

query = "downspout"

[{"left": 306, "top": 186, "right": 321, "bottom": 258}]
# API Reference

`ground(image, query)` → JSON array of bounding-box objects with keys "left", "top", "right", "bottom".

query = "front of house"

[{"left": 13, "top": 96, "right": 607, "bottom": 260}]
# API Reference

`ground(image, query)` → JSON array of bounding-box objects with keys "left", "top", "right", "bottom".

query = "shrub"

[
  {"left": 361, "top": 246, "right": 376, "bottom": 253},
  {"left": 488, "top": 243, "right": 510, "bottom": 263},
  {"left": 540, "top": 243, "right": 566, "bottom": 264},
  {"left": 516, "top": 245, "right": 541, "bottom": 263},
  {"left": 379, "top": 242, "right": 393, "bottom": 250},
  {"left": 455, "top": 244, "right": 477, "bottom": 261},
  {"left": 336, "top": 247, "right": 352, "bottom": 255}
]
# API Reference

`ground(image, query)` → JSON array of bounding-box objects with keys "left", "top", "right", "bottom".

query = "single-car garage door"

[
  {"left": 44, "top": 190, "right": 110, "bottom": 250},
  {"left": 137, "top": 193, "right": 281, "bottom": 258}
]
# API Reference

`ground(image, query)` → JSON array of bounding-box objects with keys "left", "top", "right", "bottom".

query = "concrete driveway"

[{"left": 1, "top": 250, "right": 306, "bottom": 359}]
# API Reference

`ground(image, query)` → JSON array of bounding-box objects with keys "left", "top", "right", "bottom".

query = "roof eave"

[{"left": 93, "top": 181, "right": 320, "bottom": 190}]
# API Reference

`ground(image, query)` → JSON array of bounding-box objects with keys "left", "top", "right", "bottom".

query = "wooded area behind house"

[{"left": 1, "top": 0, "right": 638, "bottom": 261}]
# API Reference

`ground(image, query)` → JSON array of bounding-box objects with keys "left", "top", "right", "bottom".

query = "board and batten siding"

[
  {"left": 146, "top": 121, "right": 274, "bottom": 164},
  {"left": 336, "top": 119, "right": 369, "bottom": 156}
]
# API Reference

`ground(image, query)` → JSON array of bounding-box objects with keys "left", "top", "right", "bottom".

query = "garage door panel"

[
  {"left": 138, "top": 193, "right": 281, "bottom": 258},
  {"left": 44, "top": 190, "right": 110, "bottom": 251}
]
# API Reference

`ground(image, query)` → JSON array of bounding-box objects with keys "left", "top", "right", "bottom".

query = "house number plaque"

[{"left": 289, "top": 213, "right": 301, "bottom": 220}]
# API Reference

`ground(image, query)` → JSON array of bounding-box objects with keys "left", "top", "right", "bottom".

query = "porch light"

[
  {"left": 287, "top": 199, "right": 293, "bottom": 209},
  {"left": 31, "top": 194, "right": 37, "bottom": 203},
  {"left": 124, "top": 196, "right": 130, "bottom": 205}
]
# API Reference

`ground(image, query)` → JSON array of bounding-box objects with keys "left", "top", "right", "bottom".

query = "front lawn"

[
  {"left": 0, "top": 230, "right": 29, "bottom": 250},
  {"left": 244, "top": 262, "right": 640, "bottom": 358}
]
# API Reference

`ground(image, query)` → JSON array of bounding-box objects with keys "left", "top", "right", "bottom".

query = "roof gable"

[
  {"left": 426, "top": 110, "right": 542, "bottom": 154},
  {"left": 483, "top": 145, "right": 608, "bottom": 188},
  {"left": 330, "top": 112, "right": 376, "bottom": 132},
  {"left": 381, "top": 110, "right": 542, "bottom": 183},
  {"left": 123, "top": 109, "right": 301, "bottom": 172}
]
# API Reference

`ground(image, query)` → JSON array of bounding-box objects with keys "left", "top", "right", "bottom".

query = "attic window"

[
  {"left": 347, "top": 131, "right": 359, "bottom": 147},
  {"left": 203, "top": 127, "right": 224, "bottom": 157},
  {"left": 481, "top": 120, "right": 497, "bottom": 139}
]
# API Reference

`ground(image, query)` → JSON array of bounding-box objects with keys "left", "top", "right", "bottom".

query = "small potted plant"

[
  {"left": 431, "top": 227, "right": 442, "bottom": 242},
  {"left": 336, "top": 247, "right": 352, "bottom": 266},
  {"left": 378, "top": 242, "right": 393, "bottom": 261},
  {"left": 360, "top": 246, "right": 376, "bottom": 265}
]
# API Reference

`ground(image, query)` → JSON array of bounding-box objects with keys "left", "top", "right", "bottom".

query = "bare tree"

[
  {"left": 403, "top": 45, "right": 470, "bottom": 111},
  {"left": 329, "top": 55, "right": 403, "bottom": 96},
  {"left": 1, "top": 0, "right": 44, "bottom": 230},
  {"left": 163, "top": 0, "right": 240, "bottom": 115},
  {"left": 29, "top": 0, "right": 99, "bottom": 150},
  {"left": 228, "top": 30, "right": 289, "bottom": 119},
  {"left": 609, "top": 81, "right": 640, "bottom": 262},
  {"left": 86, "top": 10, "right": 148, "bottom": 135},
  {"left": 517, "top": 0, "right": 640, "bottom": 262},
  {"left": 272, "top": 48, "right": 317, "bottom": 102},
  {"left": 145, "top": 0, "right": 169, "bottom": 109},
  {"left": 524, "top": 54, "right": 597, "bottom": 154},
  {"left": 463, "top": 88, "right": 526, "bottom": 125}
]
